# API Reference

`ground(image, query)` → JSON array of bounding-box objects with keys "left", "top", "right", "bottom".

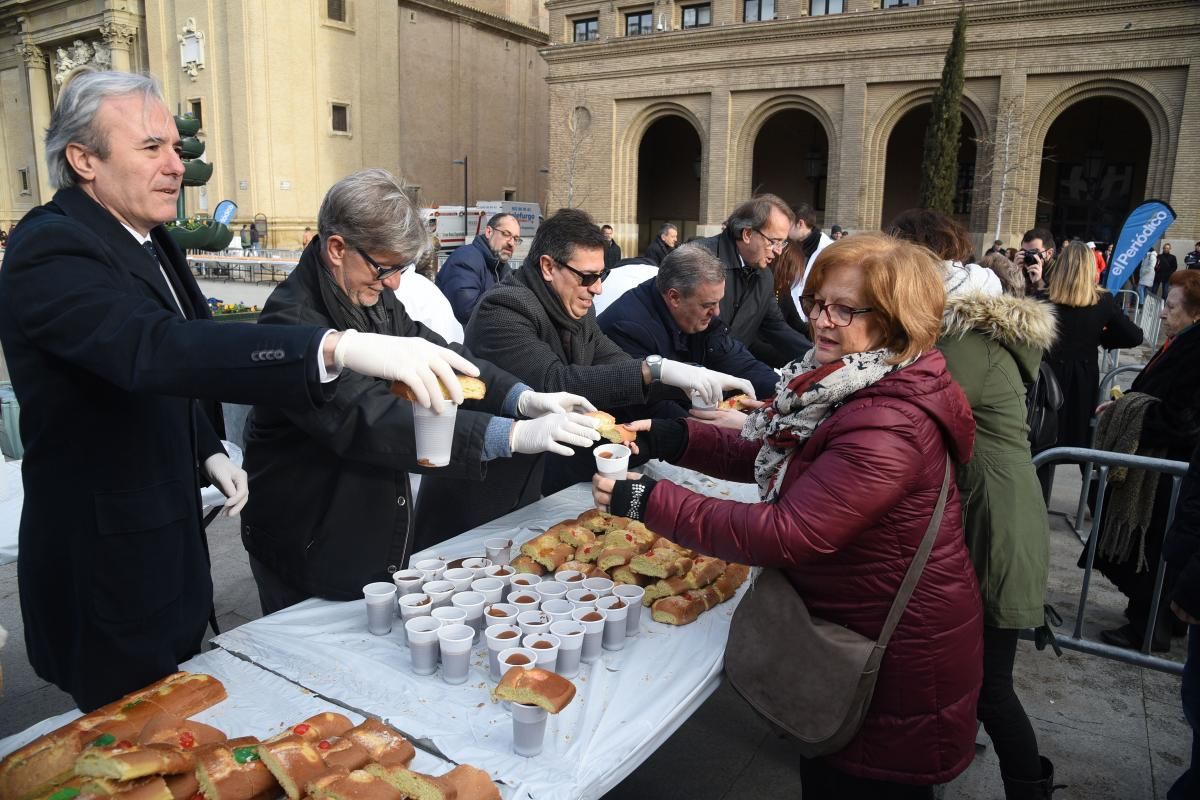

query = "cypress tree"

[{"left": 919, "top": 6, "right": 967, "bottom": 214}]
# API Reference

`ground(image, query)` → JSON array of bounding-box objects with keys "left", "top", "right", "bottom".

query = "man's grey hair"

[
  {"left": 724, "top": 194, "right": 794, "bottom": 238},
  {"left": 658, "top": 222, "right": 678, "bottom": 238},
  {"left": 656, "top": 244, "right": 725, "bottom": 297},
  {"left": 45, "top": 69, "right": 165, "bottom": 190},
  {"left": 318, "top": 169, "right": 429, "bottom": 262}
]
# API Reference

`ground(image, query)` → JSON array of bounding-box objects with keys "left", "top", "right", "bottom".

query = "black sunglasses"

[
  {"left": 553, "top": 258, "right": 609, "bottom": 287},
  {"left": 356, "top": 247, "right": 411, "bottom": 281}
]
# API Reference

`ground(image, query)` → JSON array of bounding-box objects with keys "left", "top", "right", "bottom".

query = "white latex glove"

[
  {"left": 510, "top": 412, "right": 600, "bottom": 456},
  {"left": 204, "top": 452, "right": 249, "bottom": 517},
  {"left": 659, "top": 358, "right": 756, "bottom": 407},
  {"left": 517, "top": 390, "right": 596, "bottom": 418},
  {"left": 333, "top": 329, "right": 480, "bottom": 412}
]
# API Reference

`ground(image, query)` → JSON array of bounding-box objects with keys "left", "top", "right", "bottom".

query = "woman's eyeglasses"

[
  {"left": 799, "top": 296, "right": 875, "bottom": 327},
  {"left": 554, "top": 258, "right": 609, "bottom": 287}
]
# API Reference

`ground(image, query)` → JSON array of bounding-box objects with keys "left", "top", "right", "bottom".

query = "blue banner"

[
  {"left": 1105, "top": 199, "right": 1177, "bottom": 293},
  {"left": 213, "top": 199, "right": 238, "bottom": 226}
]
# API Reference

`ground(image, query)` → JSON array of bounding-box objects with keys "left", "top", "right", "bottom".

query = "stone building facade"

[
  {"left": 0, "top": 0, "right": 549, "bottom": 247},
  {"left": 541, "top": 0, "right": 1199, "bottom": 255}
]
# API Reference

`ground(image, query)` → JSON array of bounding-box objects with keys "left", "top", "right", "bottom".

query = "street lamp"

[{"left": 452, "top": 156, "right": 469, "bottom": 240}]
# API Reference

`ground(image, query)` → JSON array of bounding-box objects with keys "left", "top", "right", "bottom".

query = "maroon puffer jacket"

[{"left": 643, "top": 350, "right": 983, "bottom": 785}]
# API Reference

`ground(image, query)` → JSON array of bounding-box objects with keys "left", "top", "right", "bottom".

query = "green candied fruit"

[
  {"left": 47, "top": 789, "right": 81, "bottom": 800},
  {"left": 89, "top": 733, "right": 116, "bottom": 748},
  {"left": 121, "top": 698, "right": 145, "bottom": 711},
  {"left": 232, "top": 746, "right": 260, "bottom": 764}
]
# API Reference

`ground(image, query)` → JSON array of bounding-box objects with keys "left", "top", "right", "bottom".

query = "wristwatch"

[{"left": 645, "top": 355, "right": 663, "bottom": 382}]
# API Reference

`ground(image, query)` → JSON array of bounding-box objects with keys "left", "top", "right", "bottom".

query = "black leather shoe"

[{"left": 1100, "top": 623, "right": 1170, "bottom": 653}]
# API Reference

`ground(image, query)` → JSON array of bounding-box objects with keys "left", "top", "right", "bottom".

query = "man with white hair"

[{"left": 0, "top": 70, "right": 473, "bottom": 710}]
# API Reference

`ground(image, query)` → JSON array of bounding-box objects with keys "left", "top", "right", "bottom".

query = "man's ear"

[
  {"left": 64, "top": 142, "right": 97, "bottom": 182},
  {"left": 665, "top": 287, "right": 681, "bottom": 308},
  {"left": 324, "top": 234, "right": 348, "bottom": 269},
  {"left": 539, "top": 254, "right": 556, "bottom": 281}
]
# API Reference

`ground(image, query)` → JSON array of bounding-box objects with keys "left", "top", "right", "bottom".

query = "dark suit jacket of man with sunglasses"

[{"left": 695, "top": 226, "right": 812, "bottom": 368}]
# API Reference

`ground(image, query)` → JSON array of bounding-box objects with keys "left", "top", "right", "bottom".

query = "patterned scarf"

[{"left": 742, "top": 348, "right": 914, "bottom": 502}]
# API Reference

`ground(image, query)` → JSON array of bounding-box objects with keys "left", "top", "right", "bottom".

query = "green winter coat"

[{"left": 939, "top": 293, "right": 1058, "bottom": 628}]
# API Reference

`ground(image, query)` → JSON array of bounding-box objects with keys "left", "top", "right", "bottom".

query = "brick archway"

[{"left": 733, "top": 95, "right": 839, "bottom": 218}]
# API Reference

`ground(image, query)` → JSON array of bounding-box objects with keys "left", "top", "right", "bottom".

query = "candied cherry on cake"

[
  {"left": 179, "top": 731, "right": 196, "bottom": 748},
  {"left": 116, "top": 740, "right": 133, "bottom": 749},
  {"left": 293, "top": 723, "right": 311, "bottom": 735},
  {"left": 317, "top": 739, "right": 331, "bottom": 750}
]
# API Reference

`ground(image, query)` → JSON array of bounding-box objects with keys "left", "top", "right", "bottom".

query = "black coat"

[
  {"left": 1044, "top": 292, "right": 1143, "bottom": 450},
  {"left": 1165, "top": 443, "right": 1200, "bottom": 618},
  {"left": 0, "top": 188, "right": 326, "bottom": 710},
  {"left": 644, "top": 237, "right": 674, "bottom": 266},
  {"left": 694, "top": 232, "right": 811, "bottom": 367},
  {"left": 603, "top": 240, "right": 622, "bottom": 270},
  {"left": 241, "top": 239, "right": 520, "bottom": 599}
]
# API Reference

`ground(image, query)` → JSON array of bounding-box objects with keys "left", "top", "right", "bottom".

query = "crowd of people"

[{"left": 3, "top": 67, "right": 1200, "bottom": 799}]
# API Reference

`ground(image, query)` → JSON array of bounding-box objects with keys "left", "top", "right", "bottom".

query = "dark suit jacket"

[
  {"left": 0, "top": 187, "right": 327, "bottom": 710},
  {"left": 644, "top": 237, "right": 673, "bottom": 266},
  {"left": 694, "top": 232, "right": 812, "bottom": 367}
]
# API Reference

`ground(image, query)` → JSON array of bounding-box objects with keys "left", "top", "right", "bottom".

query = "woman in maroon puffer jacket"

[{"left": 597, "top": 234, "right": 984, "bottom": 798}]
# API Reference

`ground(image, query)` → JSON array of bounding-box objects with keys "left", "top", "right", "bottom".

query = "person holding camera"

[{"left": 1016, "top": 228, "right": 1055, "bottom": 294}]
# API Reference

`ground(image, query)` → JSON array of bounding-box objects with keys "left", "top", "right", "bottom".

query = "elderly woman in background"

[
  {"left": 890, "top": 209, "right": 1061, "bottom": 796},
  {"left": 596, "top": 233, "right": 982, "bottom": 799},
  {"left": 1092, "top": 270, "right": 1200, "bottom": 651}
]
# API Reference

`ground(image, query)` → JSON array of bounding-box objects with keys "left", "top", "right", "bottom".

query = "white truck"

[{"left": 423, "top": 202, "right": 541, "bottom": 264}]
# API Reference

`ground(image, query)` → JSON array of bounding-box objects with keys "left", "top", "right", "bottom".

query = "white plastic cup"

[
  {"left": 451, "top": 590, "right": 486, "bottom": 642},
  {"left": 690, "top": 390, "right": 716, "bottom": 410},
  {"left": 484, "top": 564, "right": 514, "bottom": 593},
  {"left": 437, "top": 623, "right": 475, "bottom": 685},
  {"left": 392, "top": 568, "right": 425, "bottom": 600},
  {"left": 485, "top": 537, "right": 514, "bottom": 566},
  {"left": 462, "top": 557, "right": 492, "bottom": 578},
  {"left": 535, "top": 581, "right": 569, "bottom": 602},
  {"left": 509, "top": 590, "right": 541, "bottom": 611},
  {"left": 431, "top": 606, "right": 467, "bottom": 629},
  {"left": 582, "top": 576, "right": 615, "bottom": 598},
  {"left": 549, "top": 620, "right": 585, "bottom": 679},
  {"left": 482, "top": 602, "right": 519, "bottom": 627},
  {"left": 486, "top": 624, "right": 522, "bottom": 681},
  {"left": 508, "top": 573, "right": 542, "bottom": 599},
  {"left": 412, "top": 400, "right": 457, "bottom": 467},
  {"left": 572, "top": 606, "right": 607, "bottom": 663},
  {"left": 594, "top": 443, "right": 631, "bottom": 481},
  {"left": 422, "top": 579, "right": 455, "bottom": 609},
  {"left": 511, "top": 702, "right": 549, "bottom": 757},
  {"left": 517, "top": 609, "right": 552, "bottom": 637},
  {"left": 471, "top": 577, "right": 505, "bottom": 605},
  {"left": 497, "top": 646, "right": 538, "bottom": 682},
  {"left": 566, "top": 588, "right": 600, "bottom": 610},
  {"left": 443, "top": 567, "right": 475, "bottom": 593},
  {"left": 398, "top": 593, "right": 434, "bottom": 645},
  {"left": 613, "top": 584, "right": 646, "bottom": 637},
  {"left": 405, "top": 616, "right": 443, "bottom": 675},
  {"left": 540, "top": 598, "right": 575, "bottom": 625},
  {"left": 363, "top": 582, "right": 397, "bottom": 636},
  {"left": 414, "top": 558, "right": 447, "bottom": 582},
  {"left": 522, "top": 633, "right": 561, "bottom": 673},
  {"left": 555, "top": 569, "right": 586, "bottom": 587},
  {"left": 596, "top": 595, "right": 629, "bottom": 651}
]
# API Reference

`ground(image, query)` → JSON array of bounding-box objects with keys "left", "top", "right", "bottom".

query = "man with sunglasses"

[
  {"left": 694, "top": 194, "right": 812, "bottom": 367},
  {"left": 436, "top": 212, "right": 522, "bottom": 325},
  {"left": 240, "top": 170, "right": 599, "bottom": 614},
  {"left": 416, "top": 208, "right": 755, "bottom": 540}
]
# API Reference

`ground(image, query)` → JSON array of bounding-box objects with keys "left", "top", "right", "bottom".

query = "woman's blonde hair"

[
  {"left": 805, "top": 232, "right": 945, "bottom": 364},
  {"left": 1046, "top": 241, "right": 1102, "bottom": 307}
]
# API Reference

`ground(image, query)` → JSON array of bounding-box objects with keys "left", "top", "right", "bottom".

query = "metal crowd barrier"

[
  {"left": 1034, "top": 446, "right": 1187, "bottom": 676},
  {"left": 1139, "top": 293, "right": 1164, "bottom": 350}
]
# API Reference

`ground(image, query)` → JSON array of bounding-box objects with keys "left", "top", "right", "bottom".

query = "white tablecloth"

[
  {"left": 214, "top": 475, "right": 758, "bottom": 800},
  {"left": 0, "top": 649, "right": 460, "bottom": 778}
]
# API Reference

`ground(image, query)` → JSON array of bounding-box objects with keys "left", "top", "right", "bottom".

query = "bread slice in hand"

[{"left": 389, "top": 375, "right": 486, "bottom": 402}]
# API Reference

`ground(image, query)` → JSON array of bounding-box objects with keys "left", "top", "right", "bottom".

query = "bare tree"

[
  {"left": 562, "top": 98, "right": 593, "bottom": 209},
  {"left": 972, "top": 96, "right": 1025, "bottom": 242}
]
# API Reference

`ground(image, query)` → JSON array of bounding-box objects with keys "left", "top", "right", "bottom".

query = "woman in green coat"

[{"left": 891, "top": 210, "right": 1060, "bottom": 799}]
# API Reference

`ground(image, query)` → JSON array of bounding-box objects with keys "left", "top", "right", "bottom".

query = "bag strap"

[{"left": 876, "top": 454, "right": 953, "bottom": 649}]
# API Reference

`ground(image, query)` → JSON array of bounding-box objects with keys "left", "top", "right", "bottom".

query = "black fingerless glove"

[
  {"left": 629, "top": 418, "right": 689, "bottom": 468},
  {"left": 610, "top": 476, "right": 658, "bottom": 521}
]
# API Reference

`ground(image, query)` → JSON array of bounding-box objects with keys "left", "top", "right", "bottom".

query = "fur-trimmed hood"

[{"left": 941, "top": 292, "right": 1058, "bottom": 381}]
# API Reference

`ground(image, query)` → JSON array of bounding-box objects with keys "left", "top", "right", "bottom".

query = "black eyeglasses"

[
  {"left": 752, "top": 228, "right": 789, "bottom": 252},
  {"left": 799, "top": 296, "right": 875, "bottom": 327},
  {"left": 356, "top": 247, "right": 411, "bottom": 281},
  {"left": 553, "top": 258, "right": 609, "bottom": 287}
]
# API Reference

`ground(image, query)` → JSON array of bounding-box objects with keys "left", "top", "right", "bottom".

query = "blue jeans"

[{"left": 1169, "top": 625, "right": 1200, "bottom": 800}]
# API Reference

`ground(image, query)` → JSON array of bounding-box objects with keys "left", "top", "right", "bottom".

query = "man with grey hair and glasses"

[
  {"left": 0, "top": 70, "right": 478, "bottom": 710},
  {"left": 694, "top": 194, "right": 812, "bottom": 367},
  {"left": 436, "top": 212, "right": 522, "bottom": 324},
  {"left": 599, "top": 244, "right": 779, "bottom": 418},
  {"left": 241, "top": 169, "right": 599, "bottom": 613}
]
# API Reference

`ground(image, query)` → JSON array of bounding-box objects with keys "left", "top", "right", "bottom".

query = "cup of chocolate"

[
  {"left": 566, "top": 588, "right": 599, "bottom": 610},
  {"left": 582, "top": 576, "right": 615, "bottom": 598},
  {"left": 509, "top": 590, "right": 541, "bottom": 610},
  {"left": 405, "top": 616, "right": 443, "bottom": 676},
  {"left": 555, "top": 569, "right": 586, "bottom": 585},
  {"left": 362, "top": 582, "right": 397, "bottom": 636},
  {"left": 511, "top": 700, "right": 549, "bottom": 757},
  {"left": 613, "top": 584, "right": 646, "bottom": 637},
  {"left": 521, "top": 632, "right": 561, "bottom": 674},
  {"left": 540, "top": 598, "right": 575, "bottom": 625},
  {"left": 392, "top": 568, "right": 425, "bottom": 602},
  {"left": 594, "top": 443, "right": 631, "bottom": 482},
  {"left": 413, "top": 558, "right": 447, "bottom": 583},
  {"left": 451, "top": 590, "right": 487, "bottom": 643},
  {"left": 549, "top": 619, "right": 585, "bottom": 678},
  {"left": 496, "top": 646, "right": 539, "bottom": 684},
  {"left": 596, "top": 595, "right": 629, "bottom": 651},
  {"left": 483, "top": 602, "right": 519, "bottom": 625},
  {"left": 483, "top": 564, "right": 514, "bottom": 595},
  {"left": 443, "top": 567, "right": 475, "bottom": 593},
  {"left": 516, "top": 609, "right": 552, "bottom": 637},
  {"left": 485, "top": 624, "right": 522, "bottom": 681},
  {"left": 571, "top": 606, "right": 608, "bottom": 663},
  {"left": 398, "top": 592, "right": 434, "bottom": 645},
  {"left": 462, "top": 557, "right": 492, "bottom": 578},
  {"left": 437, "top": 623, "right": 475, "bottom": 685},
  {"left": 422, "top": 579, "right": 455, "bottom": 609}
]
